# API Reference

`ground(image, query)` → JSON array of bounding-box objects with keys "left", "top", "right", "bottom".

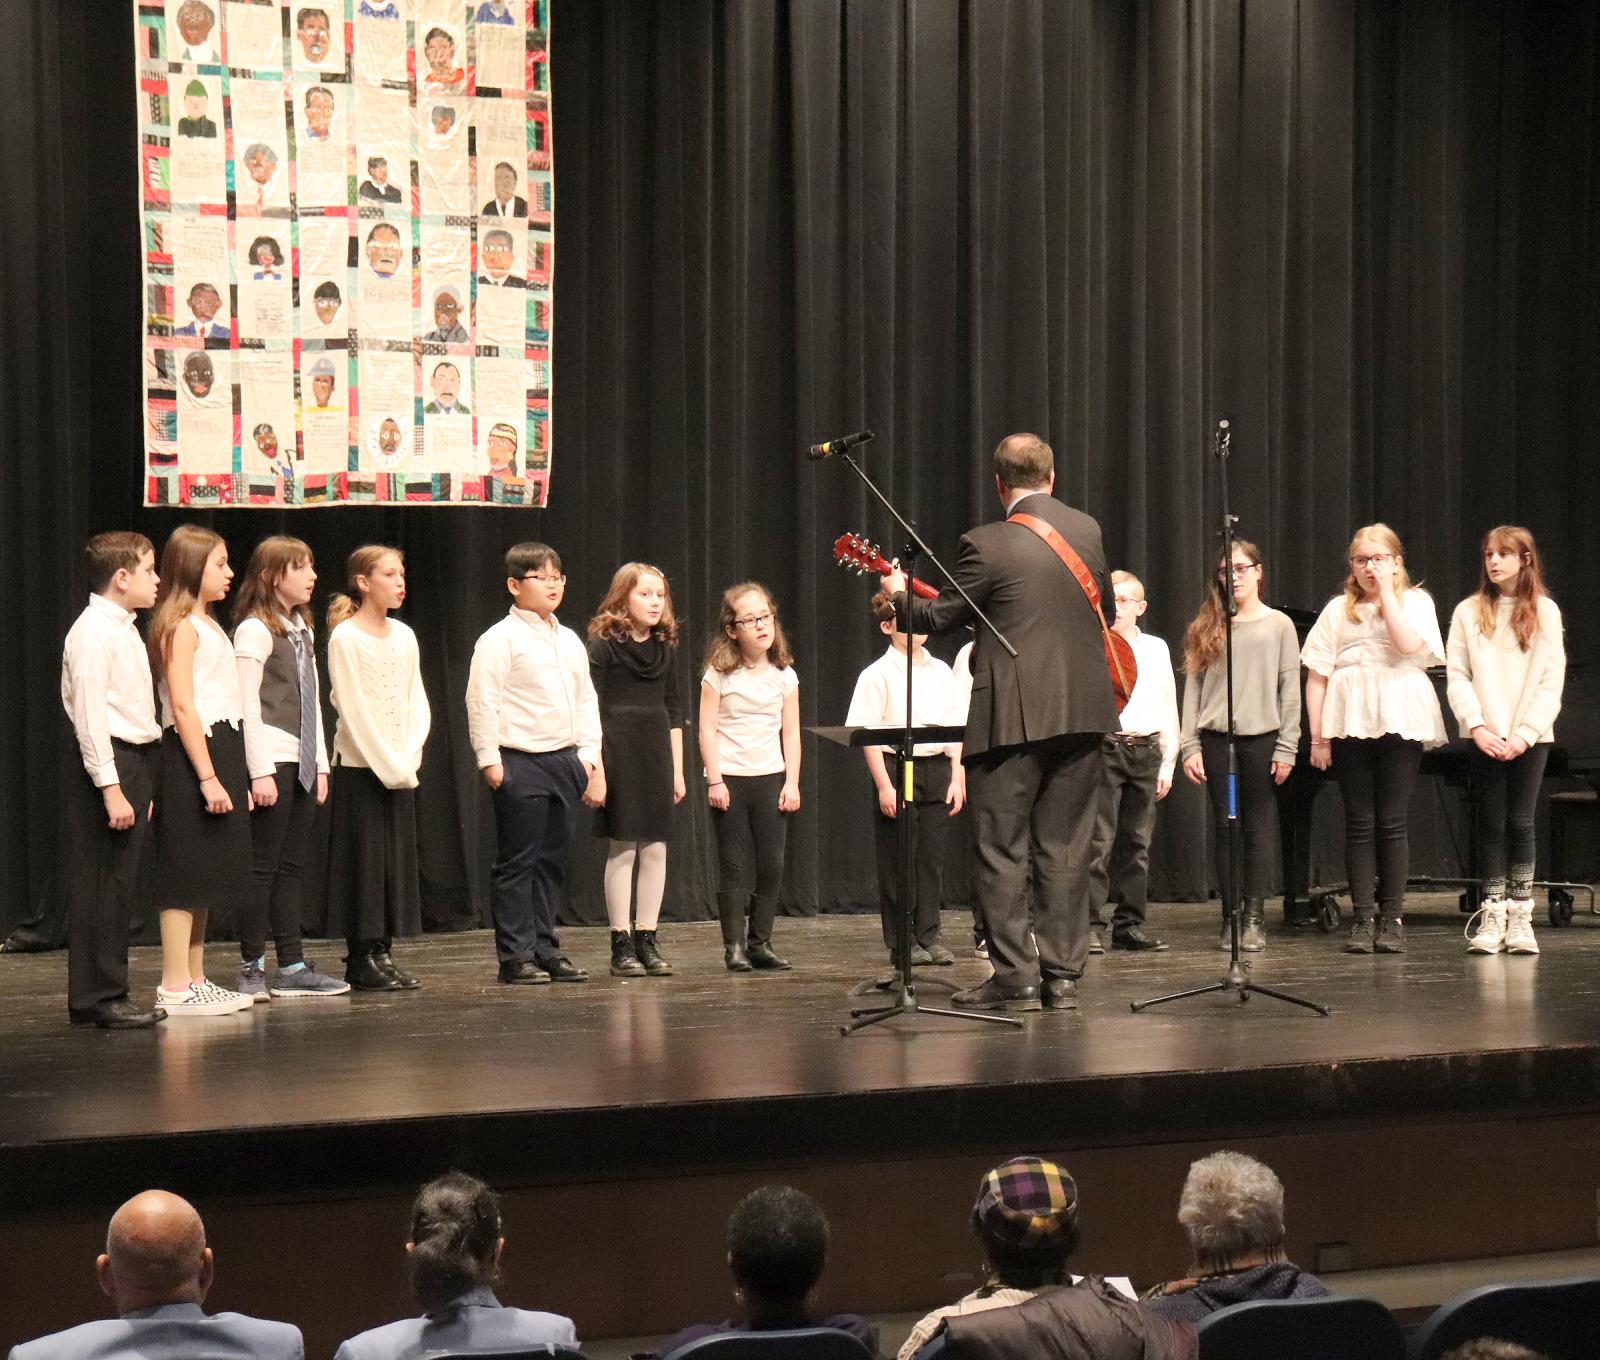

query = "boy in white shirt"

[
  {"left": 1086, "top": 571, "right": 1179, "bottom": 952},
  {"left": 466, "top": 543, "right": 604, "bottom": 985},
  {"left": 844, "top": 592, "right": 966, "bottom": 966},
  {"left": 60, "top": 533, "right": 166, "bottom": 1028}
]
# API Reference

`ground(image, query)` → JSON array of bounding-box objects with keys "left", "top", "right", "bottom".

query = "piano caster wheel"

[
  {"left": 1549, "top": 888, "right": 1575, "bottom": 928},
  {"left": 1315, "top": 894, "right": 1341, "bottom": 933}
]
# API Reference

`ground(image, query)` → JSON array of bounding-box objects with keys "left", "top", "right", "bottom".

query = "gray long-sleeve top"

[{"left": 1179, "top": 608, "right": 1302, "bottom": 764}]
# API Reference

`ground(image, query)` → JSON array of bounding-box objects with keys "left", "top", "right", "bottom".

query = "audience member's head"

[
  {"left": 95, "top": 1191, "right": 213, "bottom": 1314},
  {"left": 970, "top": 1157, "right": 1080, "bottom": 1287},
  {"left": 1177, "top": 1151, "right": 1286, "bottom": 1273},
  {"left": 407, "top": 1172, "right": 505, "bottom": 1312},
  {"left": 727, "top": 1186, "right": 830, "bottom": 1318},
  {"left": 1439, "top": 1345, "right": 1550, "bottom": 1360}
]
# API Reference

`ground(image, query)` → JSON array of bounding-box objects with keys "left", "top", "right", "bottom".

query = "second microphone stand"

[{"left": 1132, "top": 422, "right": 1328, "bottom": 1017}]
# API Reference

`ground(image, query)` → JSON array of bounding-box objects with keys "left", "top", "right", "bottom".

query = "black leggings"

[
  {"left": 1332, "top": 736, "right": 1424, "bottom": 918},
  {"left": 713, "top": 772, "right": 788, "bottom": 897},
  {"left": 242, "top": 764, "right": 314, "bottom": 966},
  {"left": 1199, "top": 730, "right": 1280, "bottom": 906},
  {"left": 1474, "top": 744, "right": 1549, "bottom": 900}
]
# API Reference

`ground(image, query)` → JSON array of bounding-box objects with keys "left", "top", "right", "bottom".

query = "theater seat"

[
  {"left": 1409, "top": 1276, "right": 1600, "bottom": 1360},
  {"left": 663, "top": 1328, "right": 875, "bottom": 1360},
  {"left": 1197, "top": 1294, "right": 1405, "bottom": 1359}
]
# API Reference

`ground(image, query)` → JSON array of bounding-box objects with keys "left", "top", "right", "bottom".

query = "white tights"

[{"left": 604, "top": 840, "right": 667, "bottom": 931}]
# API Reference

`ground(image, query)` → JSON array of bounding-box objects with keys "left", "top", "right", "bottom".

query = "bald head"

[{"left": 97, "top": 1191, "right": 212, "bottom": 1312}]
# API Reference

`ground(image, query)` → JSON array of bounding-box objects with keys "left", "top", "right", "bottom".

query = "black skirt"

[
  {"left": 593, "top": 704, "right": 677, "bottom": 842},
  {"left": 152, "top": 724, "right": 252, "bottom": 913},
  {"left": 324, "top": 764, "right": 422, "bottom": 944}
]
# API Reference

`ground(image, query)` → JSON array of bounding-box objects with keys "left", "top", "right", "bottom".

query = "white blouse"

[
  {"left": 702, "top": 663, "right": 798, "bottom": 778},
  {"left": 159, "top": 613, "right": 244, "bottom": 732},
  {"left": 328, "top": 618, "right": 431, "bottom": 789},
  {"left": 1301, "top": 588, "right": 1446, "bottom": 746}
]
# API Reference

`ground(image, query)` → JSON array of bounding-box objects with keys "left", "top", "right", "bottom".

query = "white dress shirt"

[
  {"left": 1301, "top": 588, "right": 1447, "bottom": 746},
  {"left": 1115, "top": 628, "right": 1181, "bottom": 784},
  {"left": 466, "top": 607, "right": 602, "bottom": 769},
  {"left": 159, "top": 613, "right": 244, "bottom": 732},
  {"left": 235, "top": 614, "right": 331, "bottom": 779},
  {"left": 328, "top": 619, "right": 431, "bottom": 789},
  {"left": 845, "top": 643, "right": 963, "bottom": 758},
  {"left": 61, "top": 594, "right": 161, "bottom": 787}
]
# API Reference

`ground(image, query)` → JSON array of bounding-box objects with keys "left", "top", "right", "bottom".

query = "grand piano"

[{"left": 1275, "top": 608, "right": 1599, "bottom": 930}]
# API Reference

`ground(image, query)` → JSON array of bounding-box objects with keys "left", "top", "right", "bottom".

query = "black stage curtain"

[{"left": 4, "top": 0, "right": 1599, "bottom": 941}]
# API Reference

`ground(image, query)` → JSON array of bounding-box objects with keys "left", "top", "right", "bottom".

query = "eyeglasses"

[
  {"left": 522, "top": 573, "right": 566, "bottom": 585},
  {"left": 1350, "top": 554, "right": 1393, "bottom": 569},
  {"left": 1112, "top": 594, "right": 1142, "bottom": 607},
  {"left": 1218, "top": 563, "right": 1260, "bottom": 578},
  {"left": 734, "top": 612, "right": 775, "bottom": 630}
]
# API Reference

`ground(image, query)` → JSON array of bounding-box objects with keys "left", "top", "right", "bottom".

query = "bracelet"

[
  {"left": 198, "top": 771, "right": 218, "bottom": 782},
  {"left": 708, "top": 780, "right": 726, "bottom": 788},
  {"left": 1311, "top": 739, "right": 1330, "bottom": 747}
]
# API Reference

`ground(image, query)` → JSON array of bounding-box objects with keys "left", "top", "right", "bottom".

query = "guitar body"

[{"left": 1105, "top": 628, "right": 1137, "bottom": 713}]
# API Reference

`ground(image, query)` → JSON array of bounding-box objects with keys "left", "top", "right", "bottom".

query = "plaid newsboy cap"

[{"left": 971, "top": 1156, "right": 1079, "bottom": 1248}]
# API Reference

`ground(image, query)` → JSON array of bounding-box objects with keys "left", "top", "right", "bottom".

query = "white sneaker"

[
  {"left": 157, "top": 980, "right": 254, "bottom": 1017},
  {"left": 1466, "top": 898, "right": 1508, "bottom": 954},
  {"left": 1504, "top": 900, "right": 1540, "bottom": 955}
]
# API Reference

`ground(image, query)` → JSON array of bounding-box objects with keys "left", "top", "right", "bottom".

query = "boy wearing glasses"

[
  {"left": 1086, "top": 571, "right": 1180, "bottom": 953},
  {"left": 466, "top": 543, "right": 604, "bottom": 985}
]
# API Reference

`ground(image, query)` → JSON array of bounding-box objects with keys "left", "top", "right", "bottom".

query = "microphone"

[
  {"left": 808, "top": 429, "right": 875, "bottom": 460},
  {"left": 1214, "top": 419, "right": 1231, "bottom": 457}
]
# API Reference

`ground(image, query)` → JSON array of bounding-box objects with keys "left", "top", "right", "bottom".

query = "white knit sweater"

[{"left": 1445, "top": 595, "right": 1565, "bottom": 746}]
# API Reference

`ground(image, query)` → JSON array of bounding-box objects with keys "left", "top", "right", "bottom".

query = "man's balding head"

[{"left": 96, "top": 1191, "right": 213, "bottom": 1313}]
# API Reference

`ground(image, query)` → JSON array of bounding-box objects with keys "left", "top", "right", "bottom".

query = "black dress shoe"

[
  {"left": 1111, "top": 926, "right": 1169, "bottom": 952},
  {"left": 499, "top": 960, "right": 551, "bottom": 985},
  {"left": 345, "top": 953, "right": 402, "bottom": 991},
  {"left": 951, "top": 978, "right": 1041, "bottom": 1012},
  {"left": 1042, "top": 978, "right": 1079, "bottom": 1010},
  {"left": 538, "top": 954, "right": 588, "bottom": 982},
  {"left": 69, "top": 999, "right": 167, "bottom": 1029},
  {"left": 372, "top": 948, "right": 420, "bottom": 989}
]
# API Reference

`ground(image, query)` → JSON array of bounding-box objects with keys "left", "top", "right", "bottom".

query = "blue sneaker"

[
  {"left": 237, "top": 961, "right": 270, "bottom": 1004},
  {"left": 269, "top": 960, "right": 352, "bottom": 998}
]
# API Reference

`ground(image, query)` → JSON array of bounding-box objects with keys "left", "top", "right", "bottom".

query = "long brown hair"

[
  {"left": 148, "top": 524, "right": 224, "bottom": 679},
  {"left": 588, "top": 562, "right": 679, "bottom": 644},
  {"left": 1474, "top": 525, "right": 1547, "bottom": 651},
  {"left": 1183, "top": 539, "right": 1263, "bottom": 674},
  {"left": 327, "top": 544, "right": 403, "bottom": 630},
  {"left": 1342, "top": 523, "right": 1415, "bottom": 620},
  {"left": 705, "top": 582, "right": 794, "bottom": 674},
  {"left": 234, "top": 536, "right": 315, "bottom": 638}
]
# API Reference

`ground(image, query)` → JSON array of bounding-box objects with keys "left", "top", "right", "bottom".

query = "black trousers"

[
  {"left": 67, "top": 739, "right": 159, "bottom": 1014},
  {"left": 1199, "top": 729, "right": 1280, "bottom": 907},
  {"left": 490, "top": 747, "right": 587, "bottom": 965},
  {"left": 242, "top": 764, "right": 314, "bottom": 966},
  {"left": 965, "top": 733, "right": 1104, "bottom": 990},
  {"left": 872, "top": 754, "right": 951, "bottom": 950},
  {"left": 1087, "top": 736, "right": 1162, "bottom": 933},
  {"left": 712, "top": 772, "right": 788, "bottom": 897},
  {"left": 1331, "top": 735, "right": 1424, "bottom": 917},
  {"left": 1473, "top": 744, "right": 1550, "bottom": 898}
]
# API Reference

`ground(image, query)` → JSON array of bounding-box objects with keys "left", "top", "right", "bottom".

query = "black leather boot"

[
  {"left": 372, "top": 946, "right": 420, "bottom": 989},
  {"left": 718, "top": 891, "right": 752, "bottom": 971},
  {"left": 1241, "top": 898, "right": 1267, "bottom": 952},
  {"left": 634, "top": 929, "right": 673, "bottom": 976},
  {"left": 345, "top": 946, "right": 401, "bottom": 991},
  {"left": 610, "top": 929, "right": 645, "bottom": 976},
  {"left": 747, "top": 894, "right": 791, "bottom": 970}
]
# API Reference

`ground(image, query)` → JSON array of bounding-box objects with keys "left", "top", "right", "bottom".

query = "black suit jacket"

[{"left": 906, "top": 491, "right": 1117, "bottom": 758}]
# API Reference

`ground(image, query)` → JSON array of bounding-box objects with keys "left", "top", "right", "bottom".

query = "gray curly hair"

[{"left": 1177, "top": 1151, "right": 1286, "bottom": 1265}]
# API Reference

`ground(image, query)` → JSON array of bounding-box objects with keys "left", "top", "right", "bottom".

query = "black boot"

[
  {"left": 610, "top": 929, "right": 645, "bottom": 976},
  {"left": 718, "top": 891, "right": 752, "bottom": 971},
  {"left": 1374, "top": 915, "right": 1407, "bottom": 954},
  {"left": 1345, "top": 912, "right": 1377, "bottom": 954},
  {"left": 372, "top": 945, "right": 420, "bottom": 989},
  {"left": 634, "top": 929, "right": 673, "bottom": 976},
  {"left": 345, "top": 945, "right": 401, "bottom": 991},
  {"left": 1241, "top": 899, "right": 1267, "bottom": 953},
  {"left": 747, "top": 894, "right": 791, "bottom": 970}
]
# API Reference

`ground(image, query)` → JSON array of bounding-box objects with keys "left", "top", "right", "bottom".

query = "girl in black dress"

[{"left": 588, "top": 564, "right": 685, "bottom": 977}]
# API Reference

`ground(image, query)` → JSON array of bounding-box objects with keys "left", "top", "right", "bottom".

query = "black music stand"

[{"left": 811, "top": 724, "right": 1023, "bottom": 1034}]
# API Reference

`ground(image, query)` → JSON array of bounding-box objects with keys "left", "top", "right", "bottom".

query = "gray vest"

[{"left": 259, "top": 631, "right": 304, "bottom": 738}]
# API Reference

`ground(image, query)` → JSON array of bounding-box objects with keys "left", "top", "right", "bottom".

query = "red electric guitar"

[{"left": 831, "top": 532, "right": 939, "bottom": 599}]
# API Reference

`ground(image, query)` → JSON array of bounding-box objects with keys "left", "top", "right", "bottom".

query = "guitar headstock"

[{"left": 832, "top": 532, "right": 887, "bottom": 577}]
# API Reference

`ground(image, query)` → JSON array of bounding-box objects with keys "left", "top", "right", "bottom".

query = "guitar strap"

[{"left": 1007, "top": 512, "right": 1135, "bottom": 701}]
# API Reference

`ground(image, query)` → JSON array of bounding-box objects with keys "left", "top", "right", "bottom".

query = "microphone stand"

[
  {"left": 1132, "top": 421, "right": 1328, "bottom": 1017},
  {"left": 821, "top": 442, "right": 1021, "bottom": 1034}
]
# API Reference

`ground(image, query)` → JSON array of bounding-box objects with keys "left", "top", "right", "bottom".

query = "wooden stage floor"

[{"left": 5, "top": 896, "right": 1600, "bottom": 1213}]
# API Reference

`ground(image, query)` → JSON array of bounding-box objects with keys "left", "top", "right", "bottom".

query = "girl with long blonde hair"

[
  {"left": 587, "top": 563, "right": 686, "bottom": 977},
  {"left": 149, "top": 524, "right": 255, "bottom": 1016},
  {"left": 1179, "top": 540, "right": 1301, "bottom": 952},
  {"left": 700, "top": 582, "right": 800, "bottom": 970},
  {"left": 1446, "top": 526, "right": 1565, "bottom": 955},
  {"left": 1301, "top": 524, "right": 1446, "bottom": 954},
  {"left": 324, "top": 545, "right": 431, "bottom": 991}
]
